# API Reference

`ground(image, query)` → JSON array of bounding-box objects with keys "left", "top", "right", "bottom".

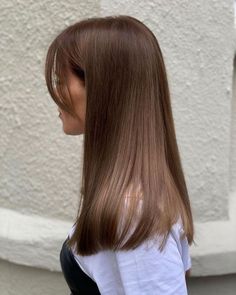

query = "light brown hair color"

[{"left": 45, "top": 15, "right": 194, "bottom": 256}]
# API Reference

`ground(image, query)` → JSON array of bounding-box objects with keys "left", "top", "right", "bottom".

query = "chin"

[{"left": 63, "top": 127, "right": 83, "bottom": 135}]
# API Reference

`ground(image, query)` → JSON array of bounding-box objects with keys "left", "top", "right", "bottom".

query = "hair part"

[{"left": 45, "top": 15, "right": 194, "bottom": 256}]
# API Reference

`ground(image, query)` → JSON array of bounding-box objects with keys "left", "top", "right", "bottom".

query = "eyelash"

[{"left": 71, "top": 66, "right": 85, "bottom": 81}]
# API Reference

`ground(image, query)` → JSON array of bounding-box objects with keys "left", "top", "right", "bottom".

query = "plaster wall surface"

[
  {"left": 187, "top": 274, "right": 236, "bottom": 295},
  {"left": 0, "top": 0, "right": 235, "bottom": 294},
  {"left": 0, "top": 0, "right": 234, "bottom": 222},
  {"left": 0, "top": 0, "right": 100, "bottom": 221},
  {"left": 0, "top": 259, "right": 68, "bottom": 295},
  {"left": 101, "top": 0, "right": 234, "bottom": 223}
]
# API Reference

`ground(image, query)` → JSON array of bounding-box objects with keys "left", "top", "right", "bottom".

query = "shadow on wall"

[
  {"left": 0, "top": 259, "right": 68, "bottom": 295},
  {"left": 186, "top": 274, "right": 236, "bottom": 295}
]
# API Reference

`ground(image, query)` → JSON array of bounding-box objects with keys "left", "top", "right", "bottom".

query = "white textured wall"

[
  {"left": 0, "top": 0, "right": 235, "bottom": 294},
  {"left": 0, "top": 0, "right": 100, "bottom": 221},
  {"left": 0, "top": 259, "right": 68, "bottom": 295},
  {"left": 1, "top": 0, "right": 233, "bottom": 222},
  {"left": 100, "top": 0, "right": 234, "bottom": 222}
]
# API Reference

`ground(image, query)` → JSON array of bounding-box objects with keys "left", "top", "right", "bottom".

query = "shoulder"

[
  {"left": 116, "top": 219, "right": 191, "bottom": 271},
  {"left": 67, "top": 220, "right": 191, "bottom": 294},
  {"left": 110, "top": 221, "right": 190, "bottom": 294}
]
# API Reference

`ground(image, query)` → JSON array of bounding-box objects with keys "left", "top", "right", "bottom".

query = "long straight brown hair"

[{"left": 45, "top": 15, "right": 194, "bottom": 256}]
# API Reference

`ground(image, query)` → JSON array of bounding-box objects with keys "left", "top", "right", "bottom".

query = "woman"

[{"left": 44, "top": 15, "right": 194, "bottom": 295}]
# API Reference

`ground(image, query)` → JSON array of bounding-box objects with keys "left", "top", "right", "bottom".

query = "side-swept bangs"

[{"left": 45, "top": 33, "right": 85, "bottom": 118}]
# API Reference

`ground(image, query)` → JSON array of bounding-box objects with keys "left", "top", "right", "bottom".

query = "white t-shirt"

[{"left": 67, "top": 219, "right": 191, "bottom": 295}]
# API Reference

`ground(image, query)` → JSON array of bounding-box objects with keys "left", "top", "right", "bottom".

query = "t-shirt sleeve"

[
  {"left": 170, "top": 222, "right": 192, "bottom": 272},
  {"left": 180, "top": 234, "right": 192, "bottom": 272},
  {"left": 110, "top": 227, "right": 190, "bottom": 295}
]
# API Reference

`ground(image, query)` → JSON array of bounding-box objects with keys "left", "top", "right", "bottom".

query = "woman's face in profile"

[{"left": 57, "top": 69, "right": 86, "bottom": 135}]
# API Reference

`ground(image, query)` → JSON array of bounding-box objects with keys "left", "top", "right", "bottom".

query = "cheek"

[
  {"left": 73, "top": 98, "right": 85, "bottom": 120},
  {"left": 71, "top": 87, "right": 86, "bottom": 121}
]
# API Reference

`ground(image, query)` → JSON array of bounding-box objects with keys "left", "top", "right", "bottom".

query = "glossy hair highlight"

[{"left": 45, "top": 15, "right": 194, "bottom": 256}]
